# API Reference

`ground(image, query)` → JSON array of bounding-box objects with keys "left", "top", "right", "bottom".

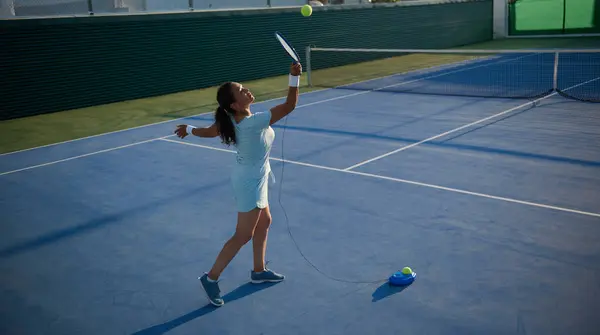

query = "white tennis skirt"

[{"left": 230, "top": 168, "right": 272, "bottom": 213}]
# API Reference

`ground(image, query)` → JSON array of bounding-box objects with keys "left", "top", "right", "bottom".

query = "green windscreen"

[{"left": 508, "top": 0, "right": 600, "bottom": 35}]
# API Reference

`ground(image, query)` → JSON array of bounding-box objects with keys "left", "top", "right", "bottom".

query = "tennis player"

[{"left": 174, "top": 62, "right": 302, "bottom": 307}]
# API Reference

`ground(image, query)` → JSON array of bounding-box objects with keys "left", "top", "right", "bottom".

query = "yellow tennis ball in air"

[
  {"left": 402, "top": 267, "right": 413, "bottom": 275},
  {"left": 301, "top": 4, "right": 312, "bottom": 17}
]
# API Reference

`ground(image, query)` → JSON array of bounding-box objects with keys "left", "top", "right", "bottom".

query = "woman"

[{"left": 174, "top": 62, "right": 302, "bottom": 307}]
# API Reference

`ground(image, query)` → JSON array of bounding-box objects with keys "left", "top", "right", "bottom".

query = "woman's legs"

[
  {"left": 207, "top": 207, "right": 263, "bottom": 280},
  {"left": 200, "top": 201, "right": 283, "bottom": 306},
  {"left": 200, "top": 207, "right": 263, "bottom": 307},
  {"left": 250, "top": 205, "right": 284, "bottom": 284},
  {"left": 252, "top": 206, "right": 272, "bottom": 273}
]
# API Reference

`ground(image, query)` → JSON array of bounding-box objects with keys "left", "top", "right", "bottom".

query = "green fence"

[
  {"left": 508, "top": 0, "right": 600, "bottom": 35},
  {"left": 1, "top": 0, "right": 493, "bottom": 120}
]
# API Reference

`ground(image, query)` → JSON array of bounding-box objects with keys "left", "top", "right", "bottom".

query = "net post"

[
  {"left": 306, "top": 46, "right": 312, "bottom": 87},
  {"left": 87, "top": 0, "right": 93, "bottom": 15},
  {"left": 553, "top": 51, "right": 559, "bottom": 91}
]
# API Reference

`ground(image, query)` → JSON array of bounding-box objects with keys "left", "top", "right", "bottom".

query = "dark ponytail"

[
  {"left": 214, "top": 82, "right": 237, "bottom": 146},
  {"left": 215, "top": 106, "right": 236, "bottom": 145}
]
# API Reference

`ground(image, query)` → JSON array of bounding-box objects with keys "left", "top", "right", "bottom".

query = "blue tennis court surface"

[{"left": 2, "top": 55, "right": 600, "bottom": 335}]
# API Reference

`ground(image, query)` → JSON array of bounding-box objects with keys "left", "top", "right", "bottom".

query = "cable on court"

[{"left": 277, "top": 112, "right": 388, "bottom": 285}]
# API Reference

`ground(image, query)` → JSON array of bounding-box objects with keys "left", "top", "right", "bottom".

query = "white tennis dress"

[{"left": 230, "top": 110, "right": 275, "bottom": 213}]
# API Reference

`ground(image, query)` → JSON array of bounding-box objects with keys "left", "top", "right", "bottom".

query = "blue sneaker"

[
  {"left": 199, "top": 273, "right": 224, "bottom": 307},
  {"left": 250, "top": 268, "right": 285, "bottom": 284}
]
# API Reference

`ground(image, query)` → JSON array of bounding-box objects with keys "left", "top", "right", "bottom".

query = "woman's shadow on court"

[{"left": 132, "top": 281, "right": 279, "bottom": 335}]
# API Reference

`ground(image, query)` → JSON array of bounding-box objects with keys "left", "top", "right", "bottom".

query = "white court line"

[
  {"left": 0, "top": 52, "right": 531, "bottom": 157},
  {"left": 0, "top": 136, "right": 172, "bottom": 177},
  {"left": 159, "top": 138, "right": 600, "bottom": 218},
  {"left": 161, "top": 138, "right": 342, "bottom": 171},
  {"left": 0, "top": 87, "right": 330, "bottom": 157},
  {"left": 344, "top": 76, "right": 600, "bottom": 171}
]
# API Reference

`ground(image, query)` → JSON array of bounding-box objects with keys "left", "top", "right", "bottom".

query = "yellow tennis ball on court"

[
  {"left": 301, "top": 4, "right": 312, "bottom": 17},
  {"left": 402, "top": 267, "right": 413, "bottom": 275}
]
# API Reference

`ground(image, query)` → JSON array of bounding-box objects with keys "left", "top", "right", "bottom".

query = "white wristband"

[
  {"left": 186, "top": 125, "right": 196, "bottom": 136},
  {"left": 289, "top": 75, "right": 300, "bottom": 87}
]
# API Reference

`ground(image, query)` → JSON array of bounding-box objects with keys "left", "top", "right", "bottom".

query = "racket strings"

[{"left": 277, "top": 114, "right": 388, "bottom": 285}]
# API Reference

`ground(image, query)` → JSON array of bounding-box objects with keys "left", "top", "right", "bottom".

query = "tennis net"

[{"left": 305, "top": 47, "right": 600, "bottom": 102}]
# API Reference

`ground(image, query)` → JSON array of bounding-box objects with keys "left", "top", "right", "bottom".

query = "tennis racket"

[{"left": 275, "top": 31, "right": 300, "bottom": 64}]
